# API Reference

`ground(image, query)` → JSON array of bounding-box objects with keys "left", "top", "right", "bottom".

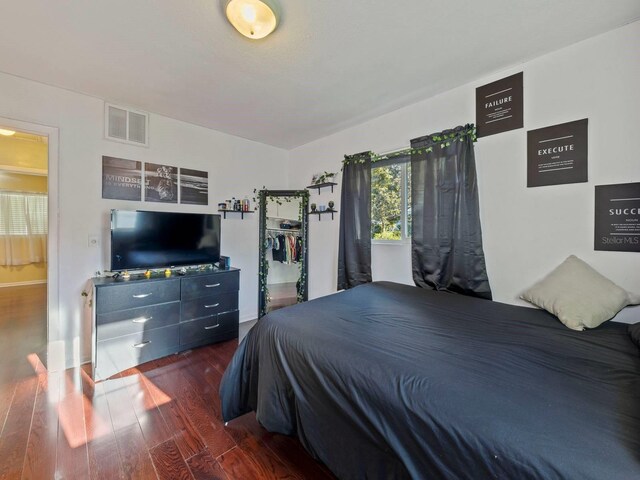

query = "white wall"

[
  {"left": 289, "top": 21, "right": 640, "bottom": 323},
  {"left": 0, "top": 71, "right": 288, "bottom": 368}
]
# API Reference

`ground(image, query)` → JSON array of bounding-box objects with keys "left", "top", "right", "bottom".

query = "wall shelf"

[
  {"left": 309, "top": 210, "right": 337, "bottom": 221},
  {"left": 218, "top": 209, "right": 254, "bottom": 219},
  {"left": 306, "top": 182, "right": 337, "bottom": 194}
]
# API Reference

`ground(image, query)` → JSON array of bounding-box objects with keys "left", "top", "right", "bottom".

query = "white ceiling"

[{"left": 0, "top": 1, "right": 639, "bottom": 149}]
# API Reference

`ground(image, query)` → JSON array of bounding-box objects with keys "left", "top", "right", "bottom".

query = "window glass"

[{"left": 371, "top": 163, "right": 410, "bottom": 241}]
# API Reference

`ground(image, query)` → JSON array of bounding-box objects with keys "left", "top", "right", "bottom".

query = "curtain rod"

[
  {"left": 266, "top": 227, "right": 302, "bottom": 234},
  {"left": 344, "top": 125, "right": 477, "bottom": 167}
]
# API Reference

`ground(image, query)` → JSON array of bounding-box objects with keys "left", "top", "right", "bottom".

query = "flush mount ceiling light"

[
  {"left": 225, "top": 0, "right": 278, "bottom": 40},
  {"left": 0, "top": 128, "right": 16, "bottom": 136}
]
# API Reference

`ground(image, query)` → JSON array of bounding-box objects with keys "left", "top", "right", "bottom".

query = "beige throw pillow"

[{"left": 520, "top": 255, "right": 639, "bottom": 331}]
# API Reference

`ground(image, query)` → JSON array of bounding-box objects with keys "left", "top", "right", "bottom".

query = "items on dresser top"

[{"left": 92, "top": 268, "right": 240, "bottom": 380}]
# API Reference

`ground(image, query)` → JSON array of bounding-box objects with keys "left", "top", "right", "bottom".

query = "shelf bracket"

[{"left": 219, "top": 210, "right": 253, "bottom": 219}]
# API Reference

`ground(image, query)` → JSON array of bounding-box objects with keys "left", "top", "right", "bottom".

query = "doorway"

[{"left": 0, "top": 124, "right": 50, "bottom": 376}]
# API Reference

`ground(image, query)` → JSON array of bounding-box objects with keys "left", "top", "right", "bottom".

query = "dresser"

[{"left": 91, "top": 268, "right": 240, "bottom": 380}]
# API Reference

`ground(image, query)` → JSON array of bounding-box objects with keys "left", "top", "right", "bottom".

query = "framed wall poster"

[
  {"left": 594, "top": 182, "right": 640, "bottom": 252},
  {"left": 527, "top": 119, "right": 588, "bottom": 187},
  {"left": 476, "top": 72, "right": 523, "bottom": 138},
  {"left": 102, "top": 156, "right": 142, "bottom": 201},
  {"left": 145, "top": 163, "right": 178, "bottom": 203},
  {"left": 179, "top": 168, "right": 209, "bottom": 205}
]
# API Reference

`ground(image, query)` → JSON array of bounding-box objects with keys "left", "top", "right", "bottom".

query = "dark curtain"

[
  {"left": 410, "top": 125, "right": 492, "bottom": 299},
  {"left": 337, "top": 152, "right": 372, "bottom": 290}
]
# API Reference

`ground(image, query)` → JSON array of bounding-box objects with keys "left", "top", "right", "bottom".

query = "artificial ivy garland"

[{"left": 342, "top": 124, "right": 477, "bottom": 167}]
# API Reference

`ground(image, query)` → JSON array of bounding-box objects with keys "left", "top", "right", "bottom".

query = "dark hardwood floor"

[{"left": 0, "top": 285, "right": 336, "bottom": 479}]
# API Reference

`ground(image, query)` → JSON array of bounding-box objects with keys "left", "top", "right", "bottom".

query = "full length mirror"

[{"left": 258, "top": 190, "right": 309, "bottom": 317}]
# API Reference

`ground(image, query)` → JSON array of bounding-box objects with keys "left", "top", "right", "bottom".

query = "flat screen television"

[{"left": 110, "top": 209, "right": 221, "bottom": 271}]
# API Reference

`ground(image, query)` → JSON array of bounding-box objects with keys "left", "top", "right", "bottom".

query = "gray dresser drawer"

[
  {"left": 96, "top": 324, "right": 180, "bottom": 380},
  {"left": 181, "top": 271, "right": 239, "bottom": 300},
  {"left": 96, "top": 301, "right": 180, "bottom": 341},
  {"left": 179, "top": 311, "right": 239, "bottom": 347},
  {"left": 96, "top": 279, "right": 180, "bottom": 314},
  {"left": 181, "top": 292, "right": 238, "bottom": 322}
]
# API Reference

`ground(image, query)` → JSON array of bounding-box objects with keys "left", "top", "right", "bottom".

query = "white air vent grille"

[
  {"left": 128, "top": 111, "right": 147, "bottom": 144},
  {"left": 105, "top": 103, "right": 148, "bottom": 146},
  {"left": 108, "top": 106, "right": 127, "bottom": 140}
]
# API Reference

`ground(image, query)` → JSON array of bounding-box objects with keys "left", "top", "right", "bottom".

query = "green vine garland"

[{"left": 342, "top": 124, "right": 477, "bottom": 167}]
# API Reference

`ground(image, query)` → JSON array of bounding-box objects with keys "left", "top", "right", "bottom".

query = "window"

[
  {"left": 371, "top": 159, "right": 411, "bottom": 242},
  {"left": 0, "top": 192, "right": 48, "bottom": 266},
  {"left": 0, "top": 192, "right": 48, "bottom": 235}
]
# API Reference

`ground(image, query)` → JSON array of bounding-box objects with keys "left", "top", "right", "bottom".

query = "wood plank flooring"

[
  {"left": 266, "top": 282, "right": 298, "bottom": 313},
  {"left": 0, "top": 285, "right": 336, "bottom": 479}
]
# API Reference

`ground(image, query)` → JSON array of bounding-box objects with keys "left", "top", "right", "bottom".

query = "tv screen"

[{"left": 110, "top": 210, "right": 221, "bottom": 271}]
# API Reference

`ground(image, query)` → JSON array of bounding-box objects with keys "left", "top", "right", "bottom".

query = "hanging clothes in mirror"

[{"left": 258, "top": 190, "right": 309, "bottom": 318}]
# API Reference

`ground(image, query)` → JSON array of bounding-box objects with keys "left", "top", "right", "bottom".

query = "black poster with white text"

[
  {"left": 595, "top": 182, "right": 640, "bottom": 252},
  {"left": 102, "top": 156, "right": 142, "bottom": 201},
  {"left": 476, "top": 72, "right": 523, "bottom": 138},
  {"left": 527, "top": 119, "right": 588, "bottom": 187}
]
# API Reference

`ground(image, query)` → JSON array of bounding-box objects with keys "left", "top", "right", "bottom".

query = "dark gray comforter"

[{"left": 219, "top": 282, "right": 640, "bottom": 479}]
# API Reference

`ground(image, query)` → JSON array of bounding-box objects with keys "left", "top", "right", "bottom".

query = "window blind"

[{"left": 0, "top": 192, "right": 48, "bottom": 235}]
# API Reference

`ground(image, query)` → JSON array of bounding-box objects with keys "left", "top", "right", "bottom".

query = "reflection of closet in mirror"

[
  {"left": 266, "top": 198, "right": 300, "bottom": 312},
  {"left": 258, "top": 190, "right": 308, "bottom": 318}
]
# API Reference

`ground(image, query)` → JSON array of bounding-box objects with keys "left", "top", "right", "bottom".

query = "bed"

[{"left": 219, "top": 281, "right": 640, "bottom": 479}]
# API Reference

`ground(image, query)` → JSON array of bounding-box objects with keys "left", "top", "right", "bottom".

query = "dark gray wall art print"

[
  {"left": 145, "top": 163, "right": 178, "bottom": 203},
  {"left": 180, "top": 168, "right": 209, "bottom": 205},
  {"left": 527, "top": 119, "right": 588, "bottom": 187},
  {"left": 102, "top": 156, "right": 142, "bottom": 201},
  {"left": 476, "top": 72, "right": 524, "bottom": 138},
  {"left": 595, "top": 182, "right": 640, "bottom": 252}
]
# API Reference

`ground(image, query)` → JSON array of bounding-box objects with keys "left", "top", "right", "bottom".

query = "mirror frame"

[{"left": 258, "top": 189, "right": 310, "bottom": 318}]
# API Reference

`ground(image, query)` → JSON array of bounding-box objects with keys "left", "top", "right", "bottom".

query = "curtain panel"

[
  {"left": 410, "top": 125, "right": 492, "bottom": 299},
  {"left": 0, "top": 192, "right": 48, "bottom": 266},
  {"left": 337, "top": 152, "right": 372, "bottom": 290}
]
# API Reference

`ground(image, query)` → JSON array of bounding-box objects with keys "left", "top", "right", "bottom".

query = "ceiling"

[{"left": 0, "top": 1, "right": 638, "bottom": 149}]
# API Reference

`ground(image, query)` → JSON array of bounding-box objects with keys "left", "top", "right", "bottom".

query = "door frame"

[{"left": 0, "top": 116, "right": 60, "bottom": 368}]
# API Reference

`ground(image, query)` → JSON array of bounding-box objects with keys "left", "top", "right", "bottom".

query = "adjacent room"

[
  {"left": 0, "top": 129, "right": 48, "bottom": 369},
  {"left": 0, "top": 1, "right": 639, "bottom": 479}
]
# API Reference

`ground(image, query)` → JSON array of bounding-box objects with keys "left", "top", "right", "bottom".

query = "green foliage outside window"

[{"left": 372, "top": 164, "right": 410, "bottom": 241}]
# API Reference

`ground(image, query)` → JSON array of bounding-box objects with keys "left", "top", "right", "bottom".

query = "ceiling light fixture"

[
  {"left": 225, "top": 0, "right": 278, "bottom": 40},
  {"left": 0, "top": 128, "right": 16, "bottom": 136}
]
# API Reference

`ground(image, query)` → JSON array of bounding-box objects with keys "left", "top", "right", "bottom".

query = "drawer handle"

[
  {"left": 133, "top": 341, "right": 151, "bottom": 348},
  {"left": 132, "top": 316, "right": 152, "bottom": 324},
  {"left": 204, "top": 303, "right": 220, "bottom": 309},
  {"left": 205, "top": 283, "right": 221, "bottom": 288},
  {"left": 132, "top": 293, "right": 153, "bottom": 299},
  {"left": 204, "top": 324, "right": 220, "bottom": 330}
]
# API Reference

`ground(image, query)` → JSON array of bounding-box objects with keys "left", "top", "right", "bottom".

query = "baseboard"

[
  {"left": 240, "top": 314, "right": 258, "bottom": 323},
  {"left": 0, "top": 279, "right": 47, "bottom": 288}
]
